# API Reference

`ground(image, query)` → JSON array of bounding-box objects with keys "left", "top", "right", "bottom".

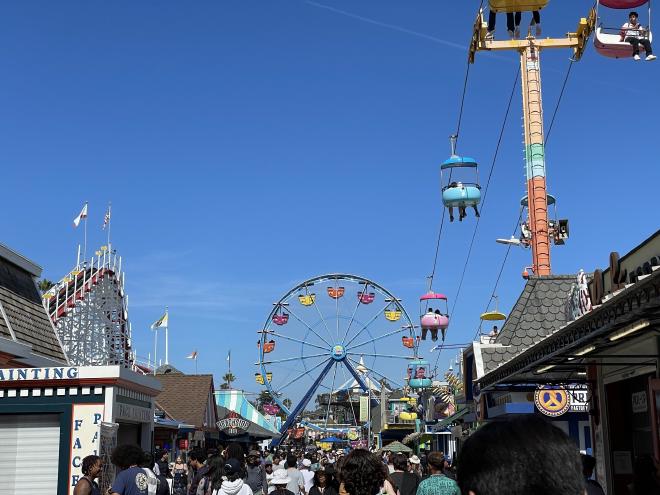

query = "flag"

[
  {"left": 73, "top": 203, "right": 88, "bottom": 228},
  {"left": 226, "top": 350, "right": 231, "bottom": 362},
  {"left": 186, "top": 351, "right": 198, "bottom": 360},
  {"left": 151, "top": 311, "right": 168, "bottom": 329},
  {"left": 102, "top": 205, "right": 111, "bottom": 230}
]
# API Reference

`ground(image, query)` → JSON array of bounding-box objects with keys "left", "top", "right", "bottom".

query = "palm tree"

[
  {"left": 38, "top": 279, "right": 55, "bottom": 293},
  {"left": 283, "top": 398, "right": 292, "bottom": 409},
  {"left": 221, "top": 372, "right": 236, "bottom": 390}
]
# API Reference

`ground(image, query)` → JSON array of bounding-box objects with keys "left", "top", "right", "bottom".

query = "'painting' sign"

[{"left": 0, "top": 367, "right": 78, "bottom": 382}]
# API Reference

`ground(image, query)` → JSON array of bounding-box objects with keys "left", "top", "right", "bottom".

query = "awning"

[
  {"left": 215, "top": 390, "right": 280, "bottom": 434},
  {"left": 434, "top": 408, "right": 469, "bottom": 429}
]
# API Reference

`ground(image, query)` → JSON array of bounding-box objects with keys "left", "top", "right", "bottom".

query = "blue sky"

[{"left": 1, "top": 1, "right": 658, "bottom": 404}]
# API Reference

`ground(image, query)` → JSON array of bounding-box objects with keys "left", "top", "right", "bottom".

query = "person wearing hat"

[
  {"left": 300, "top": 459, "right": 314, "bottom": 494},
  {"left": 215, "top": 458, "right": 254, "bottom": 495},
  {"left": 270, "top": 469, "right": 295, "bottom": 495},
  {"left": 246, "top": 450, "right": 268, "bottom": 495},
  {"left": 408, "top": 455, "right": 422, "bottom": 480}
]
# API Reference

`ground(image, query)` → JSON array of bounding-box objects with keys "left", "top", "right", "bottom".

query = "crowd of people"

[{"left": 74, "top": 416, "right": 660, "bottom": 495}]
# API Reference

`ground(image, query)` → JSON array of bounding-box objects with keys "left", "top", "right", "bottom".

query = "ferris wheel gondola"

[{"left": 594, "top": 0, "right": 654, "bottom": 59}]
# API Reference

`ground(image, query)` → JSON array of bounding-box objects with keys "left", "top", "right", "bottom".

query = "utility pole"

[{"left": 469, "top": 8, "right": 595, "bottom": 276}]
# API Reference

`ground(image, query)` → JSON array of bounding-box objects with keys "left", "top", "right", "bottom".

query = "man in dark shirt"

[
  {"left": 188, "top": 448, "right": 209, "bottom": 495},
  {"left": 389, "top": 454, "right": 419, "bottom": 495}
]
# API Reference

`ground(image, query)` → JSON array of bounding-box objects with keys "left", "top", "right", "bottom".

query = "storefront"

[
  {"left": 0, "top": 365, "right": 160, "bottom": 495},
  {"left": 475, "top": 230, "right": 660, "bottom": 495}
]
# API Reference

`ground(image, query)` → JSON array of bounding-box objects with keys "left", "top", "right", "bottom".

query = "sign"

[
  {"left": 347, "top": 429, "right": 359, "bottom": 440},
  {"left": 69, "top": 403, "right": 104, "bottom": 494},
  {"left": 0, "top": 366, "right": 78, "bottom": 382},
  {"left": 217, "top": 411, "right": 249, "bottom": 436},
  {"left": 359, "top": 396, "right": 369, "bottom": 422},
  {"left": 632, "top": 391, "right": 648, "bottom": 413},
  {"left": 179, "top": 438, "right": 189, "bottom": 450},
  {"left": 569, "top": 385, "right": 589, "bottom": 413},
  {"left": 116, "top": 403, "right": 152, "bottom": 422},
  {"left": 535, "top": 387, "right": 571, "bottom": 417}
]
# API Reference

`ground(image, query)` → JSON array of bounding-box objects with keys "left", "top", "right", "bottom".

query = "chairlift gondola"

[
  {"left": 489, "top": 0, "right": 549, "bottom": 13},
  {"left": 441, "top": 136, "right": 482, "bottom": 222},
  {"left": 408, "top": 359, "right": 433, "bottom": 389},
  {"left": 594, "top": 0, "right": 654, "bottom": 58},
  {"left": 420, "top": 291, "right": 450, "bottom": 342}
]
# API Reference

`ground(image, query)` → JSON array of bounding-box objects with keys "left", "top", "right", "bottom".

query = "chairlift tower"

[{"left": 469, "top": 6, "right": 596, "bottom": 275}]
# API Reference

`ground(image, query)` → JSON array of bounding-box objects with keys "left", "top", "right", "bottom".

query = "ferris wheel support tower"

[{"left": 469, "top": 7, "right": 596, "bottom": 275}]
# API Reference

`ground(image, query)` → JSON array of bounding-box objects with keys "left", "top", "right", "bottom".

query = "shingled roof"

[
  {"left": 480, "top": 275, "right": 576, "bottom": 374},
  {"left": 154, "top": 373, "right": 216, "bottom": 429},
  {"left": 0, "top": 243, "right": 67, "bottom": 364}
]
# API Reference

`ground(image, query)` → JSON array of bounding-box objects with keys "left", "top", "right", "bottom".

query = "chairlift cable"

[
  {"left": 472, "top": 208, "right": 523, "bottom": 341},
  {"left": 427, "top": 0, "right": 485, "bottom": 291},
  {"left": 449, "top": 65, "right": 520, "bottom": 319}
]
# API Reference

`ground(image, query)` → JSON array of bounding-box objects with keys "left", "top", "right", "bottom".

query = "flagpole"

[
  {"left": 83, "top": 205, "right": 88, "bottom": 264},
  {"left": 195, "top": 355, "right": 198, "bottom": 375},
  {"left": 107, "top": 202, "right": 112, "bottom": 251},
  {"left": 153, "top": 328, "right": 158, "bottom": 375},
  {"left": 164, "top": 306, "right": 169, "bottom": 365}
]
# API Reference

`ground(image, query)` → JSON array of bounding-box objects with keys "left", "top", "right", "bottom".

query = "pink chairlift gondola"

[
  {"left": 419, "top": 291, "right": 450, "bottom": 342},
  {"left": 594, "top": 0, "right": 654, "bottom": 58}
]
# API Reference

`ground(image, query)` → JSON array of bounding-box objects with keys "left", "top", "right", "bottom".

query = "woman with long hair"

[{"left": 308, "top": 470, "right": 337, "bottom": 495}]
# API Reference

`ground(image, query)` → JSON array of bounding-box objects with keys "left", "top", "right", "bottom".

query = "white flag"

[
  {"left": 151, "top": 311, "right": 168, "bottom": 329},
  {"left": 73, "top": 203, "right": 88, "bottom": 228}
]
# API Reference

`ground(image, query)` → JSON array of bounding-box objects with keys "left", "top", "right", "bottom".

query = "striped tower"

[{"left": 521, "top": 46, "right": 551, "bottom": 276}]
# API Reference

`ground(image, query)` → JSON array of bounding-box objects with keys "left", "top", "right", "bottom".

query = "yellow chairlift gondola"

[
  {"left": 489, "top": 0, "right": 549, "bottom": 13},
  {"left": 480, "top": 295, "right": 507, "bottom": 321},
  {"left": 384, "top": 309, "right": 402, "bottom": 322},
  {"left": 298, "top": 293, "right": 316, "bottom": 306}
]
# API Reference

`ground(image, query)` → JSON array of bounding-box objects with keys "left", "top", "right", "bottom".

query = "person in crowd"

[
  {"left": 270, "top": 469, "right": 295, "bottom": 495},
  {"left": 198, "top": 455, "right": 225, "bottom": 495},
  {"left": 308, "top": 469, "right": 337, "bottom": 495},
  {"left": 456, "top": 415, "right": 584, "bottom": 495},
  {"left": 246, "top": 449, "right": 269, "bottom": 495},
  {"left": 389, "top": 454, "right": 418, "bottom": 495},
  {"left": 215, "top": 458, "right": 254, "bottom": 495},
  {"left": 620, "top": 11, "right": 656, "bottom": 61},
  {"left": 189, "top": 448, "right": 210, "bottom": 495},
  {"left": 629, "top": 454, "right": 660, "bottom": 494},
  {"left": 580, "top": 454, "right": 604, "bottom": 495},
  {"left": 323, "top": 464, "right": 338, "bottom": 493},
  {"left": 408, "top": 455, "right": 422, "bottom": 480},
  {"left": 339, "top": 449, "right": 387, "bottom": 495},
  {"left": 265, "top": 460, "right": 276, "bottom": 493},
  {"left": 74, "top": 455, "right": 102, "bottom": 495},
  {"left": 415, "top": 452, "right": 459, "bottom": 495},
  {"left": 385, "top": 453, "right": 395, "bottom": 474},
  {"left": 154, "top": 450, "right": 170, "bottom": 479},
  {"left": 141, "top": 452, "right": 164, "bottom": 495},
  {"left": 172, "top": 455, "right": 189, "bottom": 495},
  {"left": 285, "top": 454, "right": 306, "bottom": 495},
  {"left": 226, "top": 443, "right": 247, "bottom": 474},
  {"left": 109, "top": 444, "right": 150, "bottom": 495},
  {"left": 301, "top": 459, "right": 315, "bottom": 494}
]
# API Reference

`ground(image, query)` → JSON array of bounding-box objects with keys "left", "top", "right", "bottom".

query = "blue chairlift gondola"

[
  {"left": 408, "top": 359, "right": 432, "bottom": 389},
  {"left": 441, "top": 136, "right": 482, "bottom": 222}
]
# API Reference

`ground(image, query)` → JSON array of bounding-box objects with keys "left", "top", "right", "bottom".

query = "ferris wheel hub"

[{"left": 331, "top": 344, "right": 346, "bottom": 361}]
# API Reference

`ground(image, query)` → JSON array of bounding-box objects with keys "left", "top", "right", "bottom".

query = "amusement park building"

[
  {"left": 0, "top": 242, "right": 161, "bottom": 495},
  {"left": 153, "top": 366, "right": 219, "bottom": 452},
  {"left": 465, "top": 230, "right": 660, "bottom": 495}
]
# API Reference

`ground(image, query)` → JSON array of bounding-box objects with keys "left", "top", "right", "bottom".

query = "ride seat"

[{"left": 595, "top": 27, "right": 653, "bottom": 58}]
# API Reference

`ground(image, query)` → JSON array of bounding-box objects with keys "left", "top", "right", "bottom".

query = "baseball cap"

[
  {"left": 271, "top": 469, "right": 291, "bottom": 485},
  {"left": 302, "top": 459, "right": 312, "bottom": 467},
  {"left": 224, "top": 458, "right": 241, "bottom": 476}
]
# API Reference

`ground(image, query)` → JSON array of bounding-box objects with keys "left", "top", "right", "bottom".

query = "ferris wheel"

[{"left": 256, "top": 274, "right": 420, "bottom": 446}]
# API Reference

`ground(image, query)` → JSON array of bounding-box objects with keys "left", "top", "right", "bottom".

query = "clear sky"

[{"left": 1, "top": 1, "right": 658, "bottom": 404}]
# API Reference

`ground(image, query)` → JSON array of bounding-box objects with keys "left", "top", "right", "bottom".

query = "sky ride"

[
  {"left": 256, "top": 274, "right": 424, "bottom": 446},
  {"left": 594, "top": 0, "right": 654, "bottom": 58}
]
